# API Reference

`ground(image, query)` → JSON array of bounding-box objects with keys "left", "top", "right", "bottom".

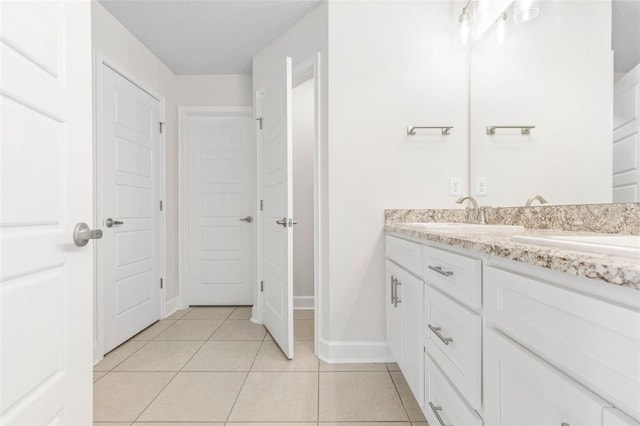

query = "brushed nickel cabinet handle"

[
  {"left": 428, "top": 265, "right": 454, "bottom": 277},
  {"left": 428, "top": 324, "right": 453, "bottom": 345}
]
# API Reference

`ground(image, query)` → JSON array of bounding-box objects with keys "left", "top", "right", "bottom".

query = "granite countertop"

[{"left": 385, "top": 205, "right": 640, "bottom": 289}]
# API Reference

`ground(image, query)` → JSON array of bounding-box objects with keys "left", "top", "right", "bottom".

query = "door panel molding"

[
  {"left": 178, "top": 106, "right": 254, "bottom": 309},
  {"left": 94, "top": 51, "right": 167, "bottom": 363}
]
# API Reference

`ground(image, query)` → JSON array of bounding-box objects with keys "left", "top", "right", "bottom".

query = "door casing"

[{"left": 93, "top": 52, "right": 167, "bottom": 364}]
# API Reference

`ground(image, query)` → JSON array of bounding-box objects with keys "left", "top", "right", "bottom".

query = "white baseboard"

[
  {"left": 294, "top": 296, "right": 314, "bottom": 310},
  {"left": 164, "top": 296, "right": 178, "bottom": 319},
  {"left": 317, "top": 338, "right": 394, "bottom": 363}
]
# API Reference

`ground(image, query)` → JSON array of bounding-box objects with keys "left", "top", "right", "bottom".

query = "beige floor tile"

[
  {"left": 229, "top": 306, "right": 253, "bottom": 320},
  {"left": 155, "top": 320, "right": 223, "bottom": 341},
  {"left": 228, "top": 424, "right": 316, "bottom": 426},
  {"left": 319, "top": 372, "right": 408, "bottom": 421},
  {"left": 386, "top": 362, "right": 401, "bottom": 372},
  {"left": 320, "top": 361, "right": 387, "bottom": 372},
  {"left": 252, "top": 340, "right": 318, "bottom": 371},
  {"left": 294, "top": 310, "right": 315, "bottom": 319},
  {"left": 210, "top": 320, "right": 266, "bottom": 341},
  {"left": 93, "top": 372, "right": 175, "bottom": 422},
  {"left": 94, "top": 340, "right": 147, "bottom": 371},
  {"left": 183, "top": 307, "right": 235, "bottom": 320},
  {"left": 411, "top": 423, "right": 429, "bottom": 426},
  {"left": 132, "top": 320, "right": 176, "bottom": 341},
  {"left": 94, "top": 371, "right": 108, "bottom": 383},
  {"left": 228, "top": 372, "right": 318, "bottom": 421},
  {"left": 165, "top": 308, "right": 192, "bottom": 320},
  {"left": 264, "top": 332, "right": 274, "bottom": 341},
  {"left": 138, "top": 372, "right": 246, "bottom": 422},
  {"left": 134, "top": 423, "right": 223, "bottom": 426},
  {"left": 320, "top": 423, "right": 411, "bottom": 426},
  {"left": 114, "top": 341, "right": 203, "bottom": 371},
  {"left": 390, "top": 372, "right": 426, "bottom": 422},
  {"left": 183, "top": 341, "right": 261, "bottom": 371},
  {"left": 93, "top": 423, "right": 132, "bottom": 426},
  {"left": 294, "top": 319, "right": 314, "bottom": 341}
]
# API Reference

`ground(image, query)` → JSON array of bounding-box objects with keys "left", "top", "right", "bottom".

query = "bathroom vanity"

[{"left": 384, "top": 204, "right": 640, "bottom": 426}]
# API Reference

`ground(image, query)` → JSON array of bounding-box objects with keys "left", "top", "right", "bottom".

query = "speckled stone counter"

[{"left": 385, "top": 203, "right": 640, "bottom": 289}]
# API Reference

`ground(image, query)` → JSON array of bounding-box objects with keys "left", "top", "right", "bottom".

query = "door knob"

[
  {"left": 239, "top": 216, "right": 253, "bottom": 223},
  {"left": 73, "top": 222, "right": 103, "bottom": 247},
  {"left": 276, "top": 217, "right": 287, "bottom": 227},
  {"left": 105, "top": 218, "right": 124, "bottom": 228}
]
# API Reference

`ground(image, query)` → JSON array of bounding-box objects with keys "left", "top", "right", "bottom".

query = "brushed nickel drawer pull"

[
  {"left": 429, "top": 402, "right": 452, "bottom": 426},
  {"left": 428, "top": 324, "right": 453, "bottom": 345},
  {"left": 429, "top": 265, "right": 454, "bottom": 277}
]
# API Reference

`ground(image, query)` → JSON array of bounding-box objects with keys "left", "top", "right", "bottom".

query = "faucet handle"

[{"left": 478, "top": 206, "right": 489, "bottom": 225}]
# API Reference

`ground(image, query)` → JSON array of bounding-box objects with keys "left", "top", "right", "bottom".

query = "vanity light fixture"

[
  {"left": 459, "top": 0, "right": 473, "bottom": 45},
  {"left": 513, "top": 0, "right": 539, "bottom": 23}
]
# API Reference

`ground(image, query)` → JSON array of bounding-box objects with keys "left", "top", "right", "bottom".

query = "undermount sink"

[
  {"left": 403, "top": 222, "right": 525, "bottom": 232},
  {"left": 512, "top": 234, "right": 640, "bottom": 258}
]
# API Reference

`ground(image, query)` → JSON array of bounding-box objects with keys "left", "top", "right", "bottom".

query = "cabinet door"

[
  {"left": 386, "top": 260, "right": 403, "bottom": 364},
  {"left": 399, "top": 269, "right": 424, "bottom": 404},
  {"left": 484, "top": 328, "right": 610, "bottom": 426}
]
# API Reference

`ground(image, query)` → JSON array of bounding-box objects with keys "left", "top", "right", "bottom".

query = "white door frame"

[
  {"left": 93, "top": 51, "right": 167, "bottom": 363},
  {"left": 255, "top": 53, "right": 323, "bottom": 354},
  {"left": 177, "top": 106, "right": 254, "bottom": 309}
]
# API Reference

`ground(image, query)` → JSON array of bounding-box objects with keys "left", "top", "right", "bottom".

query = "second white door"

[
  {"left": 183, "top": 108, "right": 256, "bottom": 306},
  {"left": 99, "top": 64, "right": 162, "bottom": 353}
]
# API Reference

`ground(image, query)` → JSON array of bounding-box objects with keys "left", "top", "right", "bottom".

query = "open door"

[
  {"left": 1, "top": 1, "right": 93, "bottom": 424},
  {"left": 259, "top": 57, "right": 294, "bottom": 359}
]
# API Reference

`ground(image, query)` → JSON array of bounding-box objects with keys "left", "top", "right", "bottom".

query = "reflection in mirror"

[{"left": 469, "top": 0, "right": 640, "bottom": 207}]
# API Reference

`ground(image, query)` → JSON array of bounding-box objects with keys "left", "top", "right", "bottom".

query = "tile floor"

[{"left": 94, "top": 307, "right": 427, "bottom": 425}]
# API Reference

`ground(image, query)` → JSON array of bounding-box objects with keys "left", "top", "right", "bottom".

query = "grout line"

[
  {"left": 224, "top": 333, "right": 265, "bottom": 422},
  {"left": 95, "top": 339, "right": 150, "bottom": 372},
  {"left": 388, "top": 369, "right": 412, "bottom": 422},
  {"left": 129, "top": 370, "right": 180, "bottom": 424}
]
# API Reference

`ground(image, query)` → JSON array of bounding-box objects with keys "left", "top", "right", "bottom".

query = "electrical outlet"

[
  {"left": 476, "top": 177, "right": 487, "bottom": 196},
  {"left": 449, "top": 177, "right": 462, "bottom": 196}
]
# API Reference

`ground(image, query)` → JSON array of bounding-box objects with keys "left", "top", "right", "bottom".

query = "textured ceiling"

[{"left": 98, "top": 0, "right": 323, "bottom": 74}]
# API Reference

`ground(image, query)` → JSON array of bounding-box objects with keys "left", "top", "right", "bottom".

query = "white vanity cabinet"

[
  {"left": 385, "top": 236, "right": 425, "bottom": 402},
  {"left": 483, "top": 265, "right": 640, "bottom": 424}
]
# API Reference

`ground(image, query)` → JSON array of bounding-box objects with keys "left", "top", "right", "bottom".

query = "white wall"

[
  {"left": 177, "top": 74, "right": 252, "bottom": 106},
  {"left": 325, "top": 1, "right": 469, "bottom": 353},
  {"left": 91, "top": 1, "right": 181, "bottom": 348},
  {"left": 293, "top": 79, "right": 316, "bottom": 307},
  {"left": 470, "top": 0, "right": 612, "bottom": 206},
  {"left": 92, "top": 1, "right": 253, "bottom": 360},
  {"left": 252, "top": 0, "right": 330, "bottom": 352}
]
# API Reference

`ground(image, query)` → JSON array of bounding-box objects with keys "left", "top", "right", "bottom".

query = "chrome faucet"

[
  {"left": 525, "top": 195, "right": 548, "bottom": 207},
  {"left": 456, "top": 195, "right": 480, "bottom": 223}
]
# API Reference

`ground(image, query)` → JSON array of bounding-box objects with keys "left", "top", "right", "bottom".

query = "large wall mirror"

[{"left": 469, "top": 0, "right": 640, "bottom": 207}]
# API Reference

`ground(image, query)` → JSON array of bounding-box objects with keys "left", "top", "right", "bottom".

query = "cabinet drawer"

[
  {"left": 425, "top": 285, "right": 481, "bottom": 409},
  {"left": 484, "top": 327, "right": 609, "bottom": 426},
  {"left": 424, "top": 354, "right": 483, "bottom": 426},
  {"left": 424, "top": 246, "right": 482, "bottom": 309},
  {"left": 386, "top": 235, "right": 422, "bottom": 277},
  {"left": 484, "top": 266, "right": 640, "bottom": 420}
]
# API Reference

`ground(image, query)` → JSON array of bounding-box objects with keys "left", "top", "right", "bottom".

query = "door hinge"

[
  {"left": 159, "top": 122, "right": 165, "bottom": 134},
  {"left": 256, "top": 117, "right": 263, "bottom": 130},
  {"left": 160, "top": 278, "right": 164, "bottom": 289},
  {"left": 260, "top": 280, "right": 264, "bottom": 292},
  {"left": 160, "top": 200, "right": 163, "bottom": 211},
  {"left": 260, "top": 199, "right": 263, "bottom": 211}
]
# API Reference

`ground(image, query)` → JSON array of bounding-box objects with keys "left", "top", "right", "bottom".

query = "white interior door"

[
  {"left": 1, "top": 1, "right": 93, "bottom": 424},
  {"left": 613, "top": 63, "right": 640, "bottom": 202},
  {"left": 260, "top": 58, "right": 294, "bottom": 358},
  {"left": 184, "top": 109, "right": 256, "bottom": 305},
  {"left": 99, "top": 64, "right": 162, "bottom": 353}
]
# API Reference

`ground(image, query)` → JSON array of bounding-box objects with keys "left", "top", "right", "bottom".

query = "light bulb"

[{"left": 513, "top": 0, "right": 539, "bottom": 23}]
